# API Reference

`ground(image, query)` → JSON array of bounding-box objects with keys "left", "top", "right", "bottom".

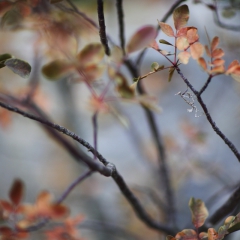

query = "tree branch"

[
  {"left": 198, "top": 75, "right": 213, "bottom": 97},
  {"left": 175, "top": 66, "right": 240, "bottom": 162},
  {"left": 208, "top": 185, "right": 240, "bottom": 225},
  {"left": 116, "top": 0, "right": 126, "bottom": 55},
  {"left": 97, "top": 0, "right": 111, "bottom": 56},
  {"left": 0, "top": 98, "right": 176, "bottom": 235}
]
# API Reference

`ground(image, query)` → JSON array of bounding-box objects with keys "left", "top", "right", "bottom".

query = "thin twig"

[
  {"left": 198, "top": 75, "right": 213, "bottom": 96},
  {"left": 0, "top": 100, "right": 112, "bottom": 176},
  {"left": 208, "top": 185, "right": 240, "bottom": 225},
  {"left": 175, "top": 66, "right": 240, "bottom": 162},
  {"left": 57, "top": 170, "right": 93, "bottom": 204},
  {"left": 116, "top": 0, "right": 126, "bottom": 56},
  {"left": 92, "top": 112, "right": 98, "bottom": 160},
  {"left": 97, "top": 0, "right": 111, "bottom": 56}
]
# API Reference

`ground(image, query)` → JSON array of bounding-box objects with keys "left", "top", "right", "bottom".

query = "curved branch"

[{"left": 0, "top": 98, "right": 176, "bottom": 235}]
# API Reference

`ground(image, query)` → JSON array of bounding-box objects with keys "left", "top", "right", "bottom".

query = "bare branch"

[
  {"left": 97, "top": 0, "right": 111, "bottom": 56},
  {"left": 116, "top": 0, "right": 126, "bottom": 55},
  {"left": 208, "top": 185, "right": 240, "bottom": 225}
]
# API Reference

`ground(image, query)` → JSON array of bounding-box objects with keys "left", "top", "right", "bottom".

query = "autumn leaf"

[
  {"left": 178, "top": 51, "right": 191, "bottom": 64},
  {"left": 211, "top": 36, "right": 219, "bottom": 51},
  {"left": 176, "top": 37, "right": 189, "bottom": 50},
  {"left": 189, "top": 198, "right": 209, "bottom": 229},
  {"left": 198, "top": 58, "right": 207, "bottom": 71},
  {"left": 212, "top": 48, "right": 224, "bottom": 59},
  {"left": 173, "top": 5, "right": 189, "bottom": 30},
  {"left": 175, "top": 229, "right": 198, "bottom": 240},
  {"left": 9, "top": 179, "right": 24, "bottom": 206},
  {"left": 190, "top": 42, "right": 204, "bottom": 60},
  {"left": 158, "top": 21, "right": 175, "bottom": 37},
  {"left": 186, "top": 28, "right": 199, "bottom": 44},
  {"left": 126, "top": 25, "right": 157, "bottom": 54}
]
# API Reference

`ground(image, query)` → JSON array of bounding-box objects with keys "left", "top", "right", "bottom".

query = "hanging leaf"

[
  {"left": 210, "top": 65, "right": 225, "bottom": 74},
  {"left": 177, "top": 27, "right": 196, "bottom": 37},
  {"left": 226, "top": 60, "right": 240, "bottom": 74},
  {"left": 77, "top": 43, "right": 105, "bottom": 66},
  {"left": 178, "top": 51, "right": 191, "bottom": 64},
  {"left": 168, "top": 67, "right": 175, "bottom": 82},
  {"left": 158, "top": 21, "right": 175, "bottom": 37},
  {"left": 173, "top": 5, "right": 189, "bottom": 30},
  {"left": 9, "top": 179, "right": 24, "bottom": 206},
  {"left": 5, "top": 58, "right": 31, "bottom": 79},
  {"left": 189, "top": 198, "right": 209, "bottom": 229},
  {"left": 42, "top": 59, "right": 72, "bottom": 80},
  {"left": 190, "top": 42, "right": 204, "bottom": 60},
  {"left": 211, "top": 36, "right": 219, "bottom": 51},
  {"left": 198, "top": 57, "right": 207, "bottom": 71},
  {"left": 0, "top": 53, "right": 12, "bottom": 68},
  {"left": 159, "top": 39, "right": 173, "bottom": 46},
  {"left": 126, "top": 25, "right": 157, "bottom": 54}
]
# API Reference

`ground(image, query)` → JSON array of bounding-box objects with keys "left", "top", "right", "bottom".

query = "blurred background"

[{"left": 0, "top": 0, "right": 240, "bottom": 239}]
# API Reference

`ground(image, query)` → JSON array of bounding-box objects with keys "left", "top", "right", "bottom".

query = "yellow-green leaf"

[
  {"left": 159, "top": 39, "right": 173, "bottom": 46},
  {"left": 42, "top": 59, "right": 72, "bottom": 80},
  {"left": 189, "top": 198, "right": 209, "bottom": 229},
  {"left": 173, "top": 5, "right": 189, "bottom": 30},
  {"left": 168, "top": 67, "right": 175, "bottom": 82},
  {"left": 77, "top": 43, "right": 105, "bottom": 66}
]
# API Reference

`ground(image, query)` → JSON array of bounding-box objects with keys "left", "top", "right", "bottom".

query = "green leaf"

[
  {"left": 189, "top": 198, "right": 209, "bottom": 229},
  {"left": 42, "top": 59, "right": 72, "bottom": 80},
  {"left": 173, "top": 5, "right": 189, "bottom": 30},
  {"left": 126, "top": 25, "right": 157, "bottom": 54},
  {"left": 168, "top": 67, "right": 175, "bottom": 82},
  {"left": 0, "top": 53, "right": 12, "bottom": 68},
  {"left": 151, "top": 62, "right": 159, "bottom": 71},
  {"left": 1, "top": 9, "right": 22, "bottom": 30},
  {"left": 5, "top": 58, "right": 31, "bottom": 79},
  {"left": 228, "top": 222, "right": 240, "bottom": 234},
  {"left": 222, "top": 8, "right": 236, "bottom": 18},
  {"left": 159, "top": 39, "right": 173, "bottom": 46}
]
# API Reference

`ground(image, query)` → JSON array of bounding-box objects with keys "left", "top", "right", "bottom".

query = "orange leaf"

[
  {"left": 212, "top": 48, "right": 224, "bottom": 59},
  {"left": 176, "top": 37, "right": 189, "bottom": 50},
  {"left": 175, "top": 229, "right": 198, "bottom": 240},
  {"left": 126, "top": 25, "right": 157, "bottom": 54},
  {"left": 226, "top": 60, "right": 240, "bottom": 74},
  {"left": 210, "top": 65, "right": 225, "bottom": 74},
  {"left": 232, "top": 66, "right": 240, "bottom": 75},
  {"left": 190, "top": 42, "right": 204, "bottom": 60},
  {"left": 207, "top": 228, "right": 218, "bottom": 240},
  {"left": 36, "top": 191, "right": 53, "bottom": 207},
  {"left": 149, "top": 40, "right": 159, "bottom": 50},
  {"left": 178, "top": 51, "right": 191, "bottom": 64},
  {"left": 158, "top": 21, "right": 174, "bottom": 37},
  {"left": 177, "top": 27, "right": 196, "bottom": 37},
  {"left": 205, "top": 45, "right": 211, "bottom": 57},
  {"left": 173, "top": 4, "right": 189, "bottom": 30},
  {"left": 189, "top": 198, "right": 209, "bottom": 229},
  {"left": 49, "top": 204, "right": 70, "bottom": 219},
  {"left": 198, "top": 57, "right": 207, "bottom": 71},
  {"left": 212, "top": 58, "right": 225, "bottom": 66},
  {"left": 9, "top": 179, "right": 24, "bottom": 206},
  {"left": 211, "top": 36, "right": 219, "bottom": 51},
  {"left": 187, "top": 28, "right": 199, "bottom": 43}
]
